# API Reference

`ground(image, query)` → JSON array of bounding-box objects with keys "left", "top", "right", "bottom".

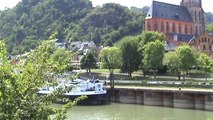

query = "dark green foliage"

[
  {"left": 131, "top": 6, "right": 149, "bottom": 15},
  {"left": 157, "top": 65, "right": 167, "bottom": 74},
  {"left": 137, "top": 31, "right": 166, "bottom": 76},
  {"left": 143, "top": 40, "right": 165, "bottom": 79},
  {"left": 80, "top": 52, "right": 97, "bottom": 73},
  {"left": 0, "top": 1, "right": 146, "bottom": 55},
  {"left": 120, "top": 37, "right": 141, "bottom": 78},
  {"left": 138, "top": 31, "right": 166, "bottom": 47},
  {"left": 207, "top": 23, "right": 213, "bottom": 32},
  {"left": 205, "top": 12, "right": 213, "bottom": 25},
  {"left": 176, "top": 45, "right": 196, "bottom": 74},
  {"left": 0, "top": 0, "right": 93, "bottom": 54},
  {"left": 68, "top": 3, "right": 145, "bottom": 45}
]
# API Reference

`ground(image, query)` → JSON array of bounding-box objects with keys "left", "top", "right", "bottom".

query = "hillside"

[
  {"left": 205, "top": 12, "right": 213, "bottom": 24},
  {"left": 0, "top": 0, "right": 93, "bottom": 54},
  {"left": 0, "top": 0, "right": 145, "bottom": 54},
  {"left": 67, "top": 4, "right": 145, "bottom": 46}
]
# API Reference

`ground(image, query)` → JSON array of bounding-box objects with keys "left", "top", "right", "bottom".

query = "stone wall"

[{"left": 107, "top": 88, "right": 213, "bottom": 111}]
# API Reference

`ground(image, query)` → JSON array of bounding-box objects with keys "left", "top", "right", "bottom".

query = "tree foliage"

[
  {"left": 120, "top": 37, "right": 141, "bottom": 78},
  {"left": 175, "top": 45, "right": 196, "bottom": 74},
  {"left": 138, "top": 31, "right": 166, "bottom": 48},
  {"left": 137, "top": 31, "right": 166, "bottom": 76},
  {"left": 0, "top": 40, "right": 81, "bottom": 120},
  {"left": 0, "top": 0, "right": 93, "bottom": 54},
  {"left": 99, "top": 47, "right": 121, "bottom": 73},
  {"left": 50, "top": 48, "right": 72, "bottom": 73},
  {"left": 0, "top": 1, "right": 145, "bottom": 54},
  {"left": 198, "top": 53, "right": 213, "bottom": 74},
  {"left": 80, "top": 52, "right": 97, "bottom": 73},
  {"left": 163, "top": 52, "right": 181, "bottom": 79},
  {"left": 207, "top": 23, "right": 213, "bottom": 32},
  {"left": 143, "top": 40, "right": 165, "bottom": 79},
  {"left": 68, "top": 3, "right": 145, "bottom": 45}
]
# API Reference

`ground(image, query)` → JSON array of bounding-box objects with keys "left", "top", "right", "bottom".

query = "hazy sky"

[{"left": 0, "top": 0, "right": 212, "bottom": 13}]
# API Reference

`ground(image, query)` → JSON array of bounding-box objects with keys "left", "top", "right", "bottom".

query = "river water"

[{"left": 66, "top": 103, "right": 213, "bottom": 120}]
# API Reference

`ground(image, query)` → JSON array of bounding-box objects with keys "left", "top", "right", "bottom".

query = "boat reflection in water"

[{"left": 38, "top": 78, "right": 107, "bottom": 105}]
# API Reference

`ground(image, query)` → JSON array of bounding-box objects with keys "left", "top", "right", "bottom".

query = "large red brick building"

[{"left": 145, "top": 0, "right": 205, "bottom": 50}]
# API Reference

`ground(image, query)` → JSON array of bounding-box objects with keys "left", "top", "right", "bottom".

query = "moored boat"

[{"left": 38, "top": 79, "right": 107, "bottom": 105}]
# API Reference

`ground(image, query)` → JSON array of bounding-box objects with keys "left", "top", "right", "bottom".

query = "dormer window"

[{"left": 175, "top": 13, "right": 179, "bottom": 19}]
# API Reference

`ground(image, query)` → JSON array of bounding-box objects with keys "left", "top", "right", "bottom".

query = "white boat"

[{"left": 38, "top": 79, "right": 107, "bottom": 104}]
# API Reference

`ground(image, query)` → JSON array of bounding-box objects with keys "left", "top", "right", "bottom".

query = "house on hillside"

[
  {"left": 69, "top": 41, "right": 96, "bottom": 53},
  {"left": 50, "top": 39, "right": 67, "bottom": 49},
  {"left": 145, "top": 0, "right": 205, "bottom": 49},
  {"left": 70, "top": 41, "right": 82, "bottom": 51}
]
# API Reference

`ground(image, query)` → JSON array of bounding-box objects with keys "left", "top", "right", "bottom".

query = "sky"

[{"left": 0, "top": 0, "right": 212, "bottom": 13}]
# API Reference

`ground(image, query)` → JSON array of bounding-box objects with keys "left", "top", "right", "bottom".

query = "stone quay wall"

[{"left": 107, "top": 87, "right": 213, "bottom": 111}]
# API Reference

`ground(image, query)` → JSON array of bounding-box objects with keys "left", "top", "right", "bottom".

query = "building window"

[
  {"left": 198, "top": 46, "right": 200, "bottom": 50},
  {"left": 203, "top": 46, "right": 206, "bottom": 50},
  {"left": 172, "top": 23, "right": 175, "bottom": 33},
  {"left": 147, "top": 21, "right": 151, "bottom": 31},
  {"left": 196, "top": 26, "right": 198, "bottom": 35},
  {"left": 166, "top": 22, "right": 169, "bottom": 32},
  {"left": 154, "top": 23, "right": 158, "bottom": 31},
  {"left": 185, "top": 24, "right": 188, "bottom": 34},
  {"left": 199, "top": 12, "right": 201, "bottom": 21},
  {"left": 195, "top": 11, "right": 197, "bottom": 21},
  {"left": 178, "top": 24, "right": 181, "bottom": 33},
  {"left": 190, "top": 26, "right": 193, "bottom": 34},
  {"left": 161, "top": 21, "right": 164, "bottom": 32}
]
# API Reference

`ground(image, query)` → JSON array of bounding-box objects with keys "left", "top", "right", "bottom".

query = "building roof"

[
  {"left": 189, "top": 32, "right": 213, "bottom": 43},
  {"left": 167, "top": 33, "right": 195, "bottom": 42},
  {"left": 146, "top": 1, "right": 192, "bottom": 22}
]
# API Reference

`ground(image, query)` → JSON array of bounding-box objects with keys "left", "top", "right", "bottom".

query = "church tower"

[{"left": 180, "top": 0, "right": 205, "bottom": 36}]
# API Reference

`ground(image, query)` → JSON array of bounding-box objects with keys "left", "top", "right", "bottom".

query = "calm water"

[{"left": 66, "top": 103, "right": 213, "bottom": 120}]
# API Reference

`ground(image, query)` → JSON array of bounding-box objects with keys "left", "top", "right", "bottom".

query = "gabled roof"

[
  {"left": 167, "top": 33, "right": 195, "bottom": 42},
  {"left": 189, "top": 32, "right": 213, "bottom": 43},
  {"left": 146, "top": 1, "right": 192, "bottom": 22}
]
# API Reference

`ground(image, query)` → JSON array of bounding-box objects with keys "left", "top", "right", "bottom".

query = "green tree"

[
  {"left": 80, "top": 52, "right": 97, "bottom": 73},
  {"left": 0, "top": 41, "right": 84, "bottom": 120},
  {"left": 137, "top": 31, "right": 166, "bottom": 77},
  {"left": 198, "top": 53, "right": 213, "bottom": 80},
  {"left": 163, "top": 52, "right": 181, "bottom": 80},
  {"left": 49, "top": 31, "right": 58, "bottom": 40},
  {"left": 120, "top": 37, "right": 141, "bottom": 78},
  {"left": 50, "top": 48, "right": 72, "bottom": 73},
  {"left": 176, "top": 45, "right": 196, "bottom": 79},
  {"left": 99, "top": 47, "right": 121, "bottom": 88},
  {"left": 138, "top": 31, "right": 166, "bottom": 47},
  {"left": 143, "top": 40, "right": 165, "bottom": 79},
  {"left": 207, "top": 23, "right": 213, "bottom": 32}
]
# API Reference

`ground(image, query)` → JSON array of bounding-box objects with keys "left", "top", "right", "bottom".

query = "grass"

[
  {"left": 76, "top": 69, "right": 212, "bottom": 82},
  {"left": 74, "top": 69, "right": 213, "bottom": 89}
]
